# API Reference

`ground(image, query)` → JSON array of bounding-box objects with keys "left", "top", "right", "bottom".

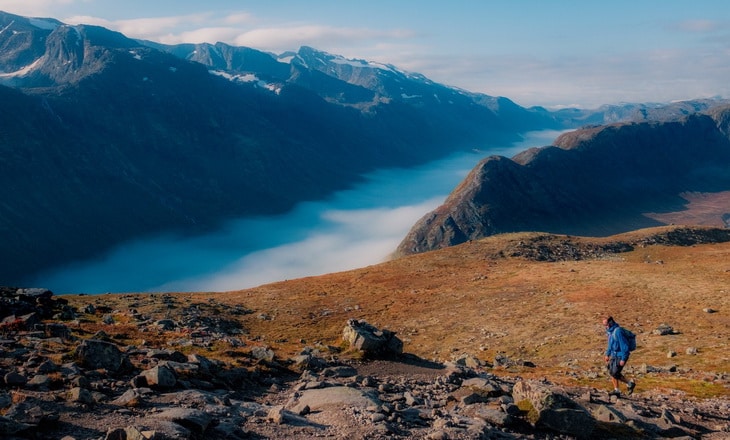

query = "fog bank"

[{"left": 35, "top": 130, "right": 563, "bottom": 294}]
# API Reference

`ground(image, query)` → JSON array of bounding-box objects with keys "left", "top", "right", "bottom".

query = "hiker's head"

[{"left": 603, "top": 316, "right": 615, "bottom": 328}]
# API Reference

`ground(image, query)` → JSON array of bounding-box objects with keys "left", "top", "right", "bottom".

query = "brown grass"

[{"left": 62, "top": 225, "right": 730, "bottom": 398}]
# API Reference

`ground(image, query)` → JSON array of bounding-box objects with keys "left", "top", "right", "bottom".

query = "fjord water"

[{"left": 35, "top": 130, "right": 565, "bottom": 294}]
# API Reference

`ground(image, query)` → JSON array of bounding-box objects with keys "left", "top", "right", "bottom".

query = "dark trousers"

[{"left": 608, "top": 356, "right": 625, "bottom": 379}]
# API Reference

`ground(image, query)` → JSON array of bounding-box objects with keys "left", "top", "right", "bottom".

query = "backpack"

[{"left": 621, "top": 327, "right": 637, "bottom": 352}]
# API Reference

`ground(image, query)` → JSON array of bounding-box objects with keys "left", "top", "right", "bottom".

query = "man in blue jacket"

[{"left": 603, "top": 316, "right": 636, "bottom": 397}]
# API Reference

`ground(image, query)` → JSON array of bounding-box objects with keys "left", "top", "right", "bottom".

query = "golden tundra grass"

[{"left": 64, "top": 226, "right": 730, "bottom": 398}]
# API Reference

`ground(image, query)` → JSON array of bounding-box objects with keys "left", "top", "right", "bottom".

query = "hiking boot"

[
  {"left": 627, "top": 381, "right": 636, "bottom": 396},
  {"left": 608, "top": 389, "right": 621, "bottom": 398}
]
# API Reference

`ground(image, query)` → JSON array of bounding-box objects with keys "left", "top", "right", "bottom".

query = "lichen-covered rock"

[
  {"left": 342, "top": 319, "right": 403, "bottom": 358},
  {"left": 513, "top": 380, "right": 595, "bottom": 439},
  {"left": 74, "top": 339, "right": 129, "bottom": 373}
]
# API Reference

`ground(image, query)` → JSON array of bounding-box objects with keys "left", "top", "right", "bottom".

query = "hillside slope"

[
  {"left": 4, "top": 227, "right": 730, "bottom": 438},
  {"left": 395, "top": 107, "right": 730, "bottom": 257},
  {"left": 60, "top": 225, "right": 730, "bottom": 396}
]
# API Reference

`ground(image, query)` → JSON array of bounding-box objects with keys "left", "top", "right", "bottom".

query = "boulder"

[
  {"left": 153, "top": 407, "right": 213, "bottom": 434},
  {"left": 140, "top": 365, "right": 177, "bottom": 389},
  {"left": 342, "top": 319, "right": 403, "bottom": 358},
  {"left": 289, "top": 386, "right": 381, "bottom": 415},
  {"left": 74, "top": 339, "right": 128, "bottom": 373},
  {"left": 512, "top": 380, "right": 595, "bottom": 439}
]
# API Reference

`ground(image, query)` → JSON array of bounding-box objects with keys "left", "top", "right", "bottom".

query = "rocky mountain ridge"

[{"left": 395, "top": 107, "right": 730, "bottom": 257}]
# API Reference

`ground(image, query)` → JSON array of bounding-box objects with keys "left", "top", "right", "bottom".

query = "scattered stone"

[
  {"left": 250, "top": 346, "right": 276, "bottom": 362},
  {"left": 140, "top": 365, "right": 177, "bottom": 389},
  {"left": 654, "top": 323, "right": 676, "bottom": 335},
  {"left": 4, "top": 371, "right": 27, "bottom": 387},
  {"left": 68, "top": 387, "right": 94, "bottom": 404}
]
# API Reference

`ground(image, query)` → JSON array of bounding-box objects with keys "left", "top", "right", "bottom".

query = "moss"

[{"left": 515, "top": 399, "right": 539, "bottom": 424}]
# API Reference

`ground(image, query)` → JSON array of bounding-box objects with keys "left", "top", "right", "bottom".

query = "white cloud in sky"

[
  {"left": 672, "top": 19, "right": 723, "bottom": 33},
  {"left": 0, "top": 0, "right": 84, "bottom": 17},
  {"left": 232, "top": 25, "right": 415, "bottom": 54},
  {"left": 63, "top": 13, "right": 220, "bottom": 42}
]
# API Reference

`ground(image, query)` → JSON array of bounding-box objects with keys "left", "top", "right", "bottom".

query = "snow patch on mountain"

[
  {"left": 0, "top": 20, "right": 15, "bottom": 35},
  {"left": 29, "top": 18, "right": 60, "bottom": 31},
  {"left": 210, "top": 70, "right": 282, "bottom": 94},
  {"left": 0, "top": 58, "right": 42, "bottom": 79}
]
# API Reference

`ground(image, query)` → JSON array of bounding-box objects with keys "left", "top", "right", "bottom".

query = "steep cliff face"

[{"left": 395, "top": 107, "right": 730, "bottom": 256}]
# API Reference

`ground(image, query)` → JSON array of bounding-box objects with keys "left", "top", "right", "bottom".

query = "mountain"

[
  {"left": 0, "top": 11, "right": 561, "bottom": 285},
  {"left": 541, "top": 97, "right": 730, "bottom": 126},
  {"left": 395, "top": 107, "right": 730, "bottom": 256}
]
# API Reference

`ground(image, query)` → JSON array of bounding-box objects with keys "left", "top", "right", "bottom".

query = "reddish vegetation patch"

[{"left": 645, "top": 191, "right": 730, "bottom": 227}]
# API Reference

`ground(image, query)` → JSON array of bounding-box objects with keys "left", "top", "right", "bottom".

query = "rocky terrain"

[{"left": 2, "top": 225, "right": 729, "bottom": 439}]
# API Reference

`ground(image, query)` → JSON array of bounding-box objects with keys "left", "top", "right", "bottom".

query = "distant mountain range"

[
  {"left": 395, "top": 106, "right": 730, "bottom": 256},
  {"left": 1, "top": 10, "right": 729, "bottom": 285}
]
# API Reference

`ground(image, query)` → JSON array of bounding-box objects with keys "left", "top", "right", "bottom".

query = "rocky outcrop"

[{"left": 396, "top": 108, "right": 730, "bottom": 257}]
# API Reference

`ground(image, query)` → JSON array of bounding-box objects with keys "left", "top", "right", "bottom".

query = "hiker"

[{"left": 603, "top": 316, "right": 636, "bottom": 397}]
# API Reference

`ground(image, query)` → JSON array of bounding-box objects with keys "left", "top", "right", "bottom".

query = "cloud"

[
  {"left": 158, "top": 27, "right": 243, "bottom": 45},
  {"left": 58, "top": 11, "right": 415, "bottom": 55},
  {"left": 0, "top": 0, "right": 79, "bottom": 17},
  {"left": 389, "top": 45, "right": 730, "bottom": 109},
  {"left": 672, "top": 19, "right": 723, "bottom": 33},
  {"left": 63, "top": 13, "right": 217, "bottom": 41},
  {"left": 232, "top": 25, "right": 415, "bottom": 54}
]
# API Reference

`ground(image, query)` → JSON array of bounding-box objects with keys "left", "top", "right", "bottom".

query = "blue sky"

[{"left": 4, "top": 0, "right": 730, "bottom": 108}]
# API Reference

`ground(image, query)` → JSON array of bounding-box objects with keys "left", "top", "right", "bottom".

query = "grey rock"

[
  {"left": 154, "top": 407, "right": 213, "bottom": 434},
  {"left": 111, "top": 388, "right": 147, "bottom": 407},
  {"left": 512, "top": 380, "right": 595, "bottom": 439},
  {"left": 342, "top": 319, "right": 403, "bottom": 357},
  {"left": 75, "top": 339, "right": 128, "bottom": 373},
  {"left": 289, "top": 386, "right": 381, "bottom": 414},
  {"left": 468, "top": 405, "right": 514, "bottom": 427},
  {"left": 593, "top": 404, "right": 627, "bottom": 423},
  {"left": 654, "top": 323, "right": 675, "bottom": 335},
  {"left": 250, "top": 346, "right": 275, "bottom": 362},
  {"left": 4, "top": 371, "right": 27, "bottom": 387},
  {"left": 141, "top": 365, "right": 177, "bottom": 389},
  {"left": 27, "top": 374, "right": 51, "bottom": 388},
  {"left": 68, "top": 386, "right": 94, "bottom": 404}
]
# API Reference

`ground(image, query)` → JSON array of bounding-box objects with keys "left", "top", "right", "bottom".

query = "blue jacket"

[{"left": 605, "top": 322, "right": 630, "bottom": 361}]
